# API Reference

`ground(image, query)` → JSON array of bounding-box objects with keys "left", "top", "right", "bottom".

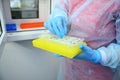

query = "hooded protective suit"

[{"left": 49, "top": 0, "right": 120, "bottom": 80}]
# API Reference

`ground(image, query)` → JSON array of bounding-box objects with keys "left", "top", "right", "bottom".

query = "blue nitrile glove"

[
  {"left": 44, "top": 16, "right": 67, "bottom": 38},
  {"left": 53, "top": 45, "right": 101, "bottom": 63},
  {"left": 54, "top": 54, "right": 63, "bottom": 57},
  {"left": 74, "top": 44, "right": 102, "bottom": 63}
]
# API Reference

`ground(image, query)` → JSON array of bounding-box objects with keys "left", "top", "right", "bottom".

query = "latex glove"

[
  {"left": 53, "top": 45, "right": 101, "bottom": 63},
  {"left": 53, "top": 54, "right": 63, "bottom": 57},
  {"left": 44, "top": 16, "right": 67, "bottom": 38},
  {"left": 74, "top": 44, "right": 102, "bottom": 63}
]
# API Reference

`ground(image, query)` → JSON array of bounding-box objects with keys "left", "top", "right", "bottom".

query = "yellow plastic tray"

[{"left": 32, "top": 34, "right": 86, "bottom": 58}]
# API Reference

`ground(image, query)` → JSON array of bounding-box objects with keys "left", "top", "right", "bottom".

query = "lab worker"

[{"left": 45, "top": 0, "right": 120, "bottom": 80}]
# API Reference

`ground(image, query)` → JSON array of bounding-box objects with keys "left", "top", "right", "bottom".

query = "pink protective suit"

[{"left": 50, "top": 0, "right": 120, "bottom": 80}]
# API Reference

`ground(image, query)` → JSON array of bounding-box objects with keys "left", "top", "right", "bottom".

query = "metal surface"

[
  {"left": 0, "top": 0, "right": 7, "bottom": 56},
  {"left": 7, "top": 30, "right": 49, "bottom": 42}
]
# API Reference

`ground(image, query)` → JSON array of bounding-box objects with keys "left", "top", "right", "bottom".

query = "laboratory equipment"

[
  {"left": 32, "top": 33, "right": 86, "bottom": 58},
  {"left": 2, "top": 0, "right": 52, "bottom": 41},
  {"left": 45, "top": 16, "right": 67, "bottom": 38},
  {"left": 0, "top": 0, "right": 55, "bottom": 55}
]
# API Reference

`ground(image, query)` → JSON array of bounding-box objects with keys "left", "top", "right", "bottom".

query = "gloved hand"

[
  {"left": 74, "top": 44, "right": 102, "bottom": 63},
  {"left": 54, "top": 44, "right": 102, "bottom": 63},
  {"left": 44, "top": 16, "right": 67, "bottom": 38}
]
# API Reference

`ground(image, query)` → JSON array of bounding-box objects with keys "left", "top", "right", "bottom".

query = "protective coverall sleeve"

[
  {"left": 98, "top": 13, "right": 120, "bottom": 69},
  {"left": 49, "top": 0, "right": 68, "bottom": 21}
]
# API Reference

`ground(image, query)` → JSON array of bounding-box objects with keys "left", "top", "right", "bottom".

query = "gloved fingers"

[
  {"left": 45, "top": 16, "right": 67, "bottom": 38},
  {"left": 51, "top": 20, "right": 62, "bottom": 38},
  {"left": 80, "top": 44, "right": 93, "bottom": 53},
  {"left": 62, "top": 19, "right": 67, "bottom": 35},
  {"left": 74, "top": 52, "right": 87, "bottom": 60},
  {"left": 56, "top": 19, "right": 65, "bottom": 38},
  {"left": 53, "top": 16, "right": 67, "bottom": 38},
  {"left": 44, "top": 22, "right": 56, "bottom": 34},
  {"left": 74, "top": 45, "right": 102, "bottom": 63},
  {"left": 53, "top": 54, "right": 63, "bottom": 57}
]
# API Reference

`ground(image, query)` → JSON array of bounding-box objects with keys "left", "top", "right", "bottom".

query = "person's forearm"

[{"left": 98, "top": 43, "right": 120, "bottom": 68}]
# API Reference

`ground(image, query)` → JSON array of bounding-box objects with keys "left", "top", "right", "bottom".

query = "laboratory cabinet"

[
  {"left": 2, "top": 0, "right": 51, "bottom": 42},
  {"left": 0, "top": 0, "right": 61, "bottom": 80},
  {"left": 0, "top": 0, "right": 56, "bottom": 53},
  {"left": 0, "top": 0, "right": 59, "bottom": 66}
]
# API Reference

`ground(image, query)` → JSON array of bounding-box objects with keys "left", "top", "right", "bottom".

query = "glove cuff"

[
  {"left": 91, "top": 50, "right": 102, "bottom": 63},
  {"left": 95, "top": 50, "right": 102, "bottom": 63}
]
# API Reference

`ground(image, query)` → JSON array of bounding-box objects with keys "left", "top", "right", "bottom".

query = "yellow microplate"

[{"left": 32, "top": 34, "right": 86, "bottom": 58}]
